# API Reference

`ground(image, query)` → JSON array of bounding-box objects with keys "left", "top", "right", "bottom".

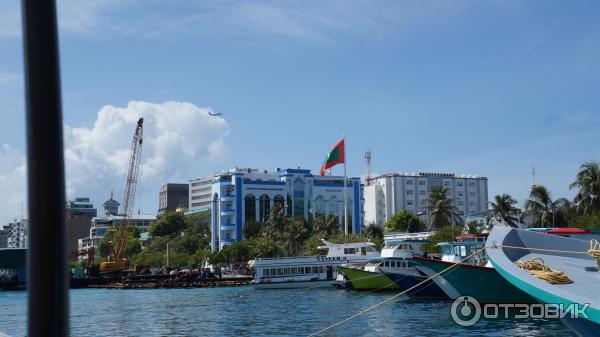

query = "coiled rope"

[
  {"left": 514, "top": 258, "right": 573, "bottom": 285},
  {"left": 587, "top": 239, "right": 600, "bottom": 261}
]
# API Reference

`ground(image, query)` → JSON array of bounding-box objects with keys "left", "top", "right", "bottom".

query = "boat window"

[
  {"left": 319, "top": 266, "right": 324, "bottom": 273},
  {"left": 460, "top": 246, "right": 467, "bottom": 257},
  {"left": 390, "top": 261, "right": 396, "bottom": 268},
  {"left": 264, "top": 269, "right": 270, "bottom": 276},
  {"left": 291, "top": 267, "right": 297, "bottom": 275},
  {"left": 384, "top": 261, "right": 389, "bottom": 267},
  {"left": 361, "top": 247, "right": 366, "bottom": 255},
  {"left": 277, "top": 268, "right": 284, "bottom": 276},
  {"left": 284, "top": 268, "right": 291, "bottom": 275},
  {"left": 344, "top": 248, "right": 357, "bottom": 254},
  {"left": 270, "top": 268, "right": 277, "bottom": 276}
]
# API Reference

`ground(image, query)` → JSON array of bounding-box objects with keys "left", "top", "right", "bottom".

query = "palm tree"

[
  {"left": 313, "top": 215, "right": 340, "bottom": 239},
  {"left": 426, "top": 187, "right": 459, "bottom": 230},
  {"left": 570, "top": 161, "right": 600, "bottom": 215},
  {"left": 284, "top": 220, "right": 310, "bottom": 256},
  {"left": 263, "top": 204, "right": 288, "bottom": 240},
  {"left": 523, "top": 185, "right": 570, "bottom": 228},
  {"left": 489, "top": 194, "right": 520, "bottom": 227}
]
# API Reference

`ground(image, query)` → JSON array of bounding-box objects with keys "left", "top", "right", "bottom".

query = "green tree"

[
  {"left": 302, "top": 235, "right": 328, "bottom": 256},
  {"left": 363, "top": 224, "right": 384, "bottom": 250},
  {"left": 313, "top": 215, "right": 340, "bottom": 239},
  {"left": 426, "top": 187, "right": 459, "bottom": 230},
  {"left": 421, "top": 226, "right": 455, "bottom": 254},
  {"left": 570, "top": 161, "right": 600, "bottom": 215},
  {"left": 569, "top": 213, "right": 600, "bottom": 229},
  {"left": 248, "top": 236, "right": 284, "bottom": 259},
  {"left": 384, "top": 210, "right": 425, "bottom": 232},
  {"left": 284, "top": 219, "right": 310, "bottom": 256},
  {"left": 523, "top": 185, "right": 570, "bottom": 227},
  {"left": 187, "top": 248, "right": 212, "bottom": 266},
  {"left": 466, "top": 220, "right": 480, "bottom": 234},
  {"left": 489, "top": 194, "right": 520, "bottom": 227},
  {"left": 263, "top": 204, "right": 288, "bottom": 241},
  {"left": 242, "top": 221, "right": 263, "bottom": 239},
  {"left": 149, "top": 211, "right": 188, "bottom": 237}
]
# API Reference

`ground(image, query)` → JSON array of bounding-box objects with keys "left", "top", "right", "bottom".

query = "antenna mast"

[{"left": 364, "top": 149, "right": 372, "bottom": 186}]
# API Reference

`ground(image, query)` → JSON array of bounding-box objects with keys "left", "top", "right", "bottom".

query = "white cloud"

[
  {"left": 63, "top": 101, "right": 230, "bottom": 208},
  {"left": 0, "top": 144, "right": 27, "bottom": 223},
  {"left": 0, "top": 101, "right": 230, "bottom": 222}
]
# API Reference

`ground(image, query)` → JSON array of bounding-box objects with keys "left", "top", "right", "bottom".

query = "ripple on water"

[{"left": 0, "top": 287, "right": 574, "bottom": 337}]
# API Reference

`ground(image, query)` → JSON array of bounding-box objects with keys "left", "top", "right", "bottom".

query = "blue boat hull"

[{"left": 384, "top": 272, "right": 449, "bottom": 299}]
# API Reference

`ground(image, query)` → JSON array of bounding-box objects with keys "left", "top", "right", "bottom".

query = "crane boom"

[{"left": 100, "top": 117, "right": 143, "bottom": 273}]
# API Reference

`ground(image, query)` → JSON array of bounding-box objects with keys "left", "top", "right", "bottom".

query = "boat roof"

[
  {"left": 316, "top": 240, "right": 375, "bottom": 250},
  {"left": 487, "top": 227, "right": 600, "bottom": 320},
  {"left": 544, "top": 228, "right": 593, "bottom": 235},
  {"left": 384, "top": 231, "right": 433, "bottom": 242}
]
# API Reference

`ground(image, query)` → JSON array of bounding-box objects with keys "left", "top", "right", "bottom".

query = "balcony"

[
  {"left": 221, "top": 194, "right": 235, "bottom": 201},
  {"left": 220, "top": 223, "right": 236, "bottom": 231},
  {"left": 220, "top": 208, "right": 235, "bottom": 216}
]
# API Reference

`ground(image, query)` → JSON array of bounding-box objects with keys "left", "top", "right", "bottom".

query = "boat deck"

[{"left": 514, "top": 251, "right": 600, "bottom": 304}]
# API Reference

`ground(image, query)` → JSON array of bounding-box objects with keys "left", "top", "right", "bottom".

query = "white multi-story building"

[
  {"left": 209, "top": 167, "right": 364, "bottom": 251},
  {"left": 5, "top": 219, "right": 28, "bottom": 248},
  {"left": 364, "top": 172, "right": 488, "bottom": 227},
  {"left": 188, "top": 176, "right": 214, "bottom": 212}
]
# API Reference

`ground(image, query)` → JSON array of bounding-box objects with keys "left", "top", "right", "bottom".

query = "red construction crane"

[{"left": 100, "top": 117, "right": 144, "bottom": 273}]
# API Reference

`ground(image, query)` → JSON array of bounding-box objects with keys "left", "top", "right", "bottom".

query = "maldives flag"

[{"left": 320, "top": 138, "right": 345, "bottom": 176}]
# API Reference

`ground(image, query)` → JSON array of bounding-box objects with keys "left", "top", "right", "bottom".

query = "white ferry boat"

[{"left": 248, "top": 240, "right": 379, "bottom": 289}]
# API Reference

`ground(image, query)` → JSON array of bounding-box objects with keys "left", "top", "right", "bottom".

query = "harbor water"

[{"left": 0, "top": 287, "right": 573, "bottom": 337}]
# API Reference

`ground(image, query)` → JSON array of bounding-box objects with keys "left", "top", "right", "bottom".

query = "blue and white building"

[{"left": 210, "top": 167, "right": 364, "bottom": 251}]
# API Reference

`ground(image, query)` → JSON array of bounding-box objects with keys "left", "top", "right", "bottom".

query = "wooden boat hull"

[
  {"left": 487, "top": 226, "right": 600, "bottom": 337},
  {"left": 412, "top": 256, "right": 536, "bottom": 304}
]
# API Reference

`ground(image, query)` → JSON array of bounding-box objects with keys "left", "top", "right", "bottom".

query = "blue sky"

[{"left": 1, "top": 0, "right": 599, "bottom": 221}]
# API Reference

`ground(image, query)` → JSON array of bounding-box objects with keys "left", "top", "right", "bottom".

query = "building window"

[
  {"left": 443, "top": 181, "right": 451, "bottom": 187},
  {"left": 469, "top": 201, "right": 476, "bottom": 206},
  {"left": 406, "top": 180, "right": 413, "bottom": 185},
  {"left": 469, "top": 182, "right": 476, "bottom": 187},
  {"left": 406, "top": 190, "right": 414, "bottom": 195},
  {"left": 259, "top": 195, "right": 271, "bottom": 222},
  {"left": 469, "top": 192, "right": 476, "bottom": 197},
  {"left": 457, "top": 201, "right": 464, "bottom": 206},
  {"left": 419, "top": 190, "right": 426, "bottom": 195},
  {"left": 407, "top": 200, "right": 414, "bottom": 206},
  {"left": 418, "top": 180, "right": 426, "bottom": 186},
  {"left": 457, "top": 182, "right": 463, "bottom": 187},
  {"left": 244, "top": 194, "right": 256, "bottom": 224}
]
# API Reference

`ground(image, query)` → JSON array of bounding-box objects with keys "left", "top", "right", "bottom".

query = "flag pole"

[{"left": 343, "top": 134, "right": 348, "bottom": 236}]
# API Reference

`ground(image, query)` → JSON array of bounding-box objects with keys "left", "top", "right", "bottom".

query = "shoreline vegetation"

[{"left": 76, "top": 161, "right": 600, "bottom": 270}]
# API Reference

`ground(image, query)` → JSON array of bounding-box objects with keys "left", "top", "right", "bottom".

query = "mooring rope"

[
  {"left": 587, "top": 239, "right": 600, "bottom": 260},
  {"left": 308, "top": 246, "right": 489, "bottom": 337},
  {"left": 515, "top": 257, "right": 573, "bottom": 285}
]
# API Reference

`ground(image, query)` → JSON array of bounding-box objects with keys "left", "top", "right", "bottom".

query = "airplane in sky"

[{"left": 208, "top": 111, "right": 223, "bottom": 116}]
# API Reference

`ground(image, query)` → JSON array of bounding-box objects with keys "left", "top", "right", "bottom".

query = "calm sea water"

[{"left": 0, "top": 287, "right": 574, "bottom": 337}]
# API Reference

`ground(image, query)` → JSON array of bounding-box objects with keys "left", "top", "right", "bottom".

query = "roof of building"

[{"left": 372, "top": 172, "right": 488, "bottom": 180}]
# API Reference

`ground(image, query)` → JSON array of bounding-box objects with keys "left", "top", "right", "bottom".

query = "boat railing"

[{"left": 384, "top": 231, "right": 434, "bottom": 242}]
